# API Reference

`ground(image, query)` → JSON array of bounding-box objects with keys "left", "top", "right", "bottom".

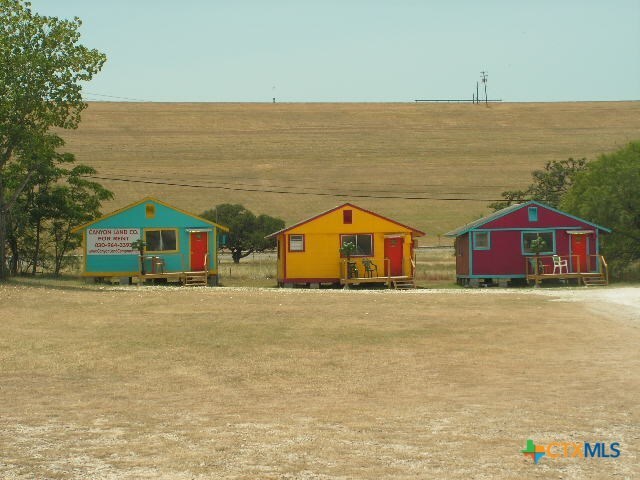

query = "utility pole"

[{"left": 480, "top": 71, "right": 488, "bottom": 105}]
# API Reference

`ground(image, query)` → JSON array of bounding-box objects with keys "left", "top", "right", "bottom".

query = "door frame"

[
  {"left": 568, "top": 231, "right": 590, "bottom": 273},
  {"left": 384, "top": 235, "right": 405, "bottom": 276},
  {"left": 189, "top": 230, "right": 210, "bottom": 271}
]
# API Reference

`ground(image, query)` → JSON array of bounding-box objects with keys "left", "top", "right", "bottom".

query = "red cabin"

[{"left": 445, "top": 201, "right": 611, "bottom": 287}]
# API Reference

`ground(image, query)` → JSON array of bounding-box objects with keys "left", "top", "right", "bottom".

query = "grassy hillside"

[{"left": 61, "top": 101, "right": 640, "bottom": 244}]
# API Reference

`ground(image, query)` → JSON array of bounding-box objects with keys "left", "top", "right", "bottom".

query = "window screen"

[
  {"left": 289, "top": 234, "right": 305, "bottom": 252},
  {"left": 473, "top": 231, "right": 490, "bottom": 250}
]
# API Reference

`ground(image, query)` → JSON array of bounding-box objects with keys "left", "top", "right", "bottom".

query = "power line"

[
  {"left": 99, "top": 171, "right": 514, "bottom": 196},
  {"left": 99, "top": 167, "right": 521, "bottom": 190},
  {"left": 82, "top": 91, "right": 152, "bottom": 102},
  {"left": 86, "top": 174, "right": 514, "bottom": 202}
]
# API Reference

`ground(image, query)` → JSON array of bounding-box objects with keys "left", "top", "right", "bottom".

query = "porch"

[
  {"left": 525, "top": 254, "right": 608, "bottom": 286},
  {"left": 339, "top": 258, "right": 416, "bottom": 289},
  {"left": 136, "top": 254, "right": 210, "bottom": 286}
]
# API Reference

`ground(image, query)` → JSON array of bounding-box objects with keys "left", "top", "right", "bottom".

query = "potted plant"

[
  {"left": 131, "top": 238, "right": 147, "bottom": 275},
  {"left": 530, "top": 234, "right": 547, "bottom": 277},
  {"left": 340, "top": 241, "right": 358, "bottom": 278}
]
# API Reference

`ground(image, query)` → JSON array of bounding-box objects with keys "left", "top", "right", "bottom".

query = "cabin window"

[
  {"left": 288, "top": 234, "right": 305, "bottom": 252},
  {"left": 472, "top": 231, "right": 490, "bottom": 250},
  {"left": 145, "top": 204, "right": 155, "bottom": 219},
  {"left": 145, "top": 229, "right": 178, "bottom": 252},
  {"left": 522, "top": 231, "right": 555, "bottom": 255},
  {"left": 528, "top": 206, "right": 538, "bottom": 222},
  {"left": 343, "top": 209, "right": 353, "bottom": 224},
  {"left": 340, "top": 234, "right": 373, "bottom": 257}
]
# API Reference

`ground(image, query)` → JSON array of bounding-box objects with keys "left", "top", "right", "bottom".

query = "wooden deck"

[
  {"left": 340, "top": 259, "right": 416, "bottom": 289},
  {"left": 137, "top": 271, "right": 209, "bottom": 286},
  {"left": 525, "top": 254, "right": 608, "bottom": 286},
  {"left": 137, "top": 256, "right": 210, "bottom": 286}
]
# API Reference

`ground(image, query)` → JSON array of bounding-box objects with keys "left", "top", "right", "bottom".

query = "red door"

[
  {"left": 190, "top": 232, "right": 208, "bottom": 271},
  {"left": 571, "top": 234, "right": 587, "bottom": 273},
  {"left": 384, "top": 237, "right": 404, "bottom": 276}
]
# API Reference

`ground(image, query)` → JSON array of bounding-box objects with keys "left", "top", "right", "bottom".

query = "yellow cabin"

[{"left": 266, "top": 203, "right": 425, "bottom": 288}]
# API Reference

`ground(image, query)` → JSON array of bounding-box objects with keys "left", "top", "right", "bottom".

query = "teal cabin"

[{"left": 72, "top": 197, "right": 229, "bottom": 285}]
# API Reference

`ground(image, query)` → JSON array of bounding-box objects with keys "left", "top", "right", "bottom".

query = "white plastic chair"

[{"left": 552, "top": 255, "right": 568, "bottom": 274}]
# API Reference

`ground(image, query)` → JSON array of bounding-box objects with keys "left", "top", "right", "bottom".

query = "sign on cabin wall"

[{"left": 87, "top": 228, "right": 140, "bottom": 255}]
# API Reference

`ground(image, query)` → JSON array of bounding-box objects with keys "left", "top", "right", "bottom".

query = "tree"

[
  {"left": 200, "top": 204, "right": 285, "bottom": 263},
  {"left": 561, "top": 142, "right": 640, "bottom": 279},
  {"left": 0, "top": 0, "right": 106, "bottom": 278},
  {"left": 489, "top": 158, "right": 587, "bottom": 211},
  {"left": 48, "top": 164, "right": 113, "bottom": 275},
  {"left": 3, "top": 134, "right": 72, "bottom": 274},
  {"left": 4, "top": 140, "right": 112, "bottom": 275}
]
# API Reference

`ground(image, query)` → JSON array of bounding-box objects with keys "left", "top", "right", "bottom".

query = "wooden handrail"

[
  {"left": 524, "top": 253, "right": 609, "bottom": 286},
  {"left": 340, "top": 257, "right": 399, "bottom": 288},
  {"left": 524, "top": 254, "right": 580, "bottom": 274},
  {"left": 384, "top": 258, "right": 391, "bottom": 287},
  {"left": 591, "top": 254, "right": 608, "bottom": 283},
  {"left": 340, "top": 259, "right": 350, "bottom": 283}
]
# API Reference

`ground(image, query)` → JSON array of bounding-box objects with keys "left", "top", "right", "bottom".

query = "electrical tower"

[{"left": 480, "top": 71, "right": 488, "bottom": 105}]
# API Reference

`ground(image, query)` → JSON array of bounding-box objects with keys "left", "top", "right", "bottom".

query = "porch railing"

[
  {"left": 591, "top": 254, "right": 608, "bottom": 284},
  {"left": 524, "top": 254, "right": 608, "bottom": 275},
  {"left": 524, "top": 254, "right": 607, "bottom": 282},
  {"left": 340, "top": 258, "right": 392, "bottom": 286}
]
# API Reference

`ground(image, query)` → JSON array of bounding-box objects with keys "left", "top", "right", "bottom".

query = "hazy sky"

[{"left": 29, "top": 0, "right": 640, "bottom": 102}]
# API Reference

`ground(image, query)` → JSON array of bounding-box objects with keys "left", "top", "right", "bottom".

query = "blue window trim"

[
  {"left": 521, "top": 230, "right": 556, "bottom": 256},
  {"left": 472, "top": 231, "right": 491, "bottom": 250},
  {"left": 528, "top": 206, "right": 538, "bottom": 222}
]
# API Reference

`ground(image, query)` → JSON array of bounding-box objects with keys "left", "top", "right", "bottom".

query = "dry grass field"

[
  {"left": 60, "top": 101, "right": 640, "bottom": 243},
  {"left": 1, "top": 283, "right": 638, "bottom": 479},
  {"left": 4, "top": 101, "right": 638, "bottom": 478}
]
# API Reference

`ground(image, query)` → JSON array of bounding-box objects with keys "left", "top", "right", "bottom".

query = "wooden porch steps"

[
  {"left": 583, "top": 275, "right": 608, "bottom": 287},
  {"left": 392, "top": 279, "right": 416, "bottom": 290},
  {"left": 184, "top": 271, "right": 207, "bottom": 286}
]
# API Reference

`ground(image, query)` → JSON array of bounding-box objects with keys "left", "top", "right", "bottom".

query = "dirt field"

[
  {"left": 1, "top": 283, "right": 638, "bottom": 479},
  {"left": 59, "top": 101, "right": 640, "bottom": 242}
]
